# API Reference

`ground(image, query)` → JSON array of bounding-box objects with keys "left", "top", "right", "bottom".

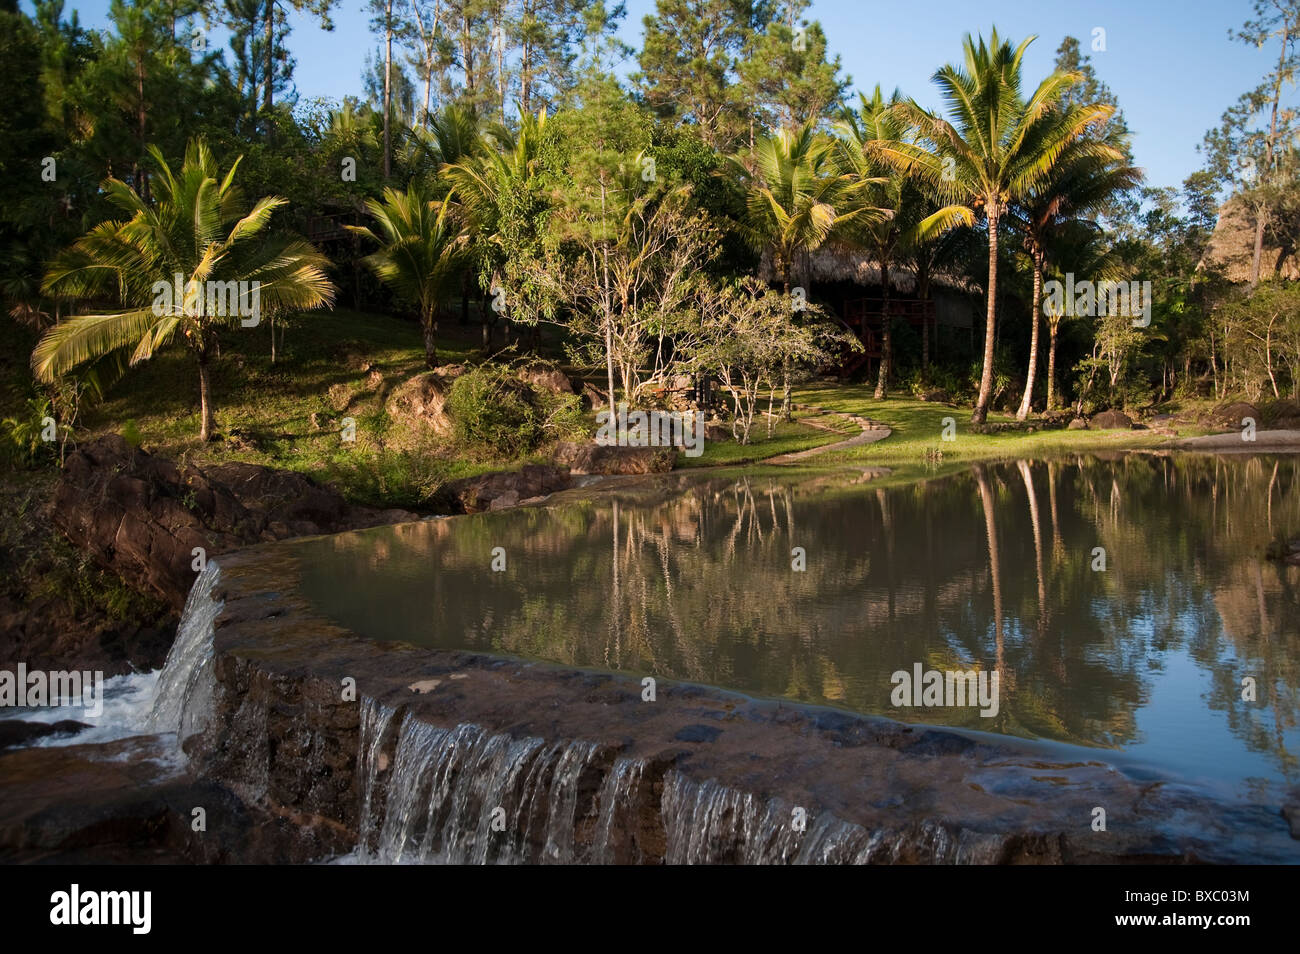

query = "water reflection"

[{"left": 292, "top": 454, "right": 1300, "bottom": 792}]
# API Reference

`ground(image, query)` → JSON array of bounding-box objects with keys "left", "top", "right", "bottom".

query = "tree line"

[{"left": 3, "top": 0, "right": 1297, "bottom": 449}]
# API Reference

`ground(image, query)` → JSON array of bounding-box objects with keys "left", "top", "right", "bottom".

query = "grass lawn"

[
  {"left": 677, "top": 412, "right": 851, "bottom": 467},
  {"left": 3, "top": 308, "right": 1243, "bottom": 510},
  {"left": 791, "top": 383, "right": 1212, "bottom": 483}
]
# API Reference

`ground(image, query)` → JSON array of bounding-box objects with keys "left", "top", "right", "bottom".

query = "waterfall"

[
  {"left": 351, "top": 699, "right": 889, "bottom": 864},
  {"left": 660, "top": 771, "right": 878, "bottom": 864},
  {"left": 355, "top": 702, "right": 616, "bottom": 864},
  {"left": 146, "top": 561, "right": 223, "bottom": 740}
]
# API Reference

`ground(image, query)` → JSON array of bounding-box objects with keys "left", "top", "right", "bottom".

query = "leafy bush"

[
  {"left": 1, "top": 398, "right": 58, "bottom": 468},
  {"left": 446, "top": 362, "right": 585, "bottom": 457}
]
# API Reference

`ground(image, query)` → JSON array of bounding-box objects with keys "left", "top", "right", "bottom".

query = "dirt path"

[{"left": 764, "top": 404, "right": 892, "bottom": 464}]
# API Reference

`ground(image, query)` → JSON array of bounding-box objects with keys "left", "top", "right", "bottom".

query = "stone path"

[{"left": 764, "top": 404, "right": 892, "bottom": 464}]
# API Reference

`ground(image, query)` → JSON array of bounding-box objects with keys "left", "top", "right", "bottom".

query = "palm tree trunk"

[
  {"left": 1016, "top": 252, "right": 1043, "bottom": 420},
  {"left": 423, "top": 312, "right": 437, "bottom": 368},
  {"left": 781, "top": 261, "right": 792, "bottom": 421},
  {"left": 198, "top": 349, "right": 215, "bottom": 442},
  {"left": 918, "top": 257, "right": 931, "bottom": 382},
  {"left": 1046, "top": 319, "right": 1059, "bottom": 411},
  {"left": 874, "top": 254, "right": 891, "bottom": 400},
  {"left": 975, "top": 464, "right": 1004, "bottom": 674},
  {"left": 972, "top": 203, "right": 1000, "bottom": 424}
]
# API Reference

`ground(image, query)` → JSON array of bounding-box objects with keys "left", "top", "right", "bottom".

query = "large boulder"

[
  {"left": 1204, "top": 401, "right": 1260, "bottom": 430},
  {"left": 52, "top": 436, "right": 417, "bottom": 610},
  {"left": 579, "top": 381, "right": 609, "bottom": 411},
  {"left": 1090, "top": 409, "right": 1134, "bottom": 430},
  {"left": 553, "top": 441, "right": 678, "bottom": 475},
  {"left": 385, "top": 371, "right": 455, "bottom": 440},
  {"left": 517, "top": 365, "right": 574, "bottom": 396},
  {"left": 440, "top": 464, "right": 572, "bottom": 513}
]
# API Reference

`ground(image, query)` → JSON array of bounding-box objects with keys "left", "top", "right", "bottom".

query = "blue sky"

[{"left": 53, "top": 0, "right": 1280, "bottom": 192}]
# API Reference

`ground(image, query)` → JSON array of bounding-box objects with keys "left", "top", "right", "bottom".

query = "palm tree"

[
  {"left": 349, "top": 182, "right": 469, "bottom": 368},
  {"left": 877, "top": 28, "right": 1114, "bottom": 423},
  {"left": 404, "top": 103, "right": 485, "bottom": 179},
  {"left": 34, "top": 139, "right": 335, "bottom": 441},
  {"left": 837, "top": 87, "right": 973, "bottom": 399},
  {"left": 1009, "top": 137, "right": 1139, "bottom": 419},
  {"left": 1040, "top": 220, "right": 1121, "bottom": 411},
  {"left": 730, "top": 122, "right": 884, "bottom": 417},
  {"left": 444, "top": 107, "right": 550, "bottom": 348}
]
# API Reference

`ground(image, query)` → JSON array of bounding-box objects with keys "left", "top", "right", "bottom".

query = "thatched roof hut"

[{"left": 758, "top": 241, "right": 977, "bottom": 294}]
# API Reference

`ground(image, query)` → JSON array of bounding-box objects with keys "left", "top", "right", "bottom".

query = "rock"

[
  {"left": 552, "top": 442, "right": 678, "bottom": 475},
  {"left": 580, "top": 382, "right": 608, "bottom": 411},
  {"left": 920, "top": 389, "right": 952, "bottom": 404},
  {"left": 705, "top": 422, "right": 732, "bottom": 443},
  {"left": 518, "top": 365, "right": 574, "bottom": 395},
  {"left": 433, "top": 363, "right": 467, "bottom": 380},
  {"left": 0, "top": 739, "right": 353, "bottom": 863},
  {"left": 1262, "top": 398, "right": 1300, "bottom": 430},
  {"left": 327, "top": 382, "right": 353, "bottom": 412},
  {"left": 51, "top": 435, "right": 419, "bottom": 611},
  {"left": 0, "top": 720, "right": 90, "bottom": 751},
  {"left": 1067, "top": 418, "right": 1089, "bottom": 430},
  {"left": 441, "top": 464, "right": 572, "bottom": 513},
  {"left": 1205, "top": 401, "right": 1260, "bottom": 430},
  {"left": 384, "top": 371, "right": 454, "bottom": 439},
  {"left": 1090, "top": 409, "right": 1133, "bottom": 430}
]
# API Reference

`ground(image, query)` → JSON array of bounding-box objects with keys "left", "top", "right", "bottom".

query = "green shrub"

[
  {"left": 446, "top": 362, "right": 587, "bottom": 457},
  {"left": 447, "top": 364, "right": 542, "bottom": 456}
]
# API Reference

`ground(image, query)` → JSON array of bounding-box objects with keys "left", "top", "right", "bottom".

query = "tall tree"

[
  {"left": 1009, "top": 135, "right": 1138, "bottom": 419},
  {"left": 731, "top": 122, "right": 881, "bottom": 417},
  {"left": 878, "top": 28, "right": 1112, "bottom": 423},
  {"left": 737, "top": 0, "right": 847, "bottom": 136},
  {"left": 350, "top": 182, "right": 470, "bottom": 367},
  {"left": 635, "top": 0, "right": 761, "bottom": 150},
  {"left": 838, "top": 86, "right": 973, "bottom": 399},
  {"left": 34, "top": 139, "right": 335, "bottom": 440}
]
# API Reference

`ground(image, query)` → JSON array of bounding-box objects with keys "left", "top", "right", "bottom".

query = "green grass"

[
  {"left": 3, "top": 304, "right": 1251, "bottom": 509},
  {"left": 679, "top": 413, "right": 850, "bottom": 467},
  {"left": 791, "top": 384, "right": 1202, "bottom": 483},
  {"left": 56, "top": 309, "right": 590, "bottom": 509}
]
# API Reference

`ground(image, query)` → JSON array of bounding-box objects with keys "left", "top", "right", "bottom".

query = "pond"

[{"left": 290, "top": 453, "right": 1300, "bottom": 799}]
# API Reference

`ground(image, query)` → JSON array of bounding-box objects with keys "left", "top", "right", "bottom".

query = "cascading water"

[
  {"left": 353, "top": 700, "right": 631, "bottom": 864},
  {"left": 145, "top": 560, "right": 223, "bottom": 740},
  {"left": 11, "top": 561, "right": 223, "bottom": 749},
  {"left": 660, "top": 771, "right": 877, "bottom": 864},
  {"left": 351, "top": 698, "right": 885, "bottom": 864}
]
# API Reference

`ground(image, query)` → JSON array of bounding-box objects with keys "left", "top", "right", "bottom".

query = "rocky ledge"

[{"left": 171, "top": 539, "right": 1300, "bottom": 865}]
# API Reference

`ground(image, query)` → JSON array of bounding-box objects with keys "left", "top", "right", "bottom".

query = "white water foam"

[{"left": 4, "top": 561, "right": 223, "bottom": 751}]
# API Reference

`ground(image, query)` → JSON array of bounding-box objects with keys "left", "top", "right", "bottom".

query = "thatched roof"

[
  {"left": 759, "top": 242, "right": 975, "bottom": 293},
  {"left": 1197, "top": 195, "right": 1300, "bottom": 282}
]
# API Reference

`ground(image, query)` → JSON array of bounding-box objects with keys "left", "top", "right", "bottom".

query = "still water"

[{"left": 289, "top": 454, "right": 1300, "bottom": 796}]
